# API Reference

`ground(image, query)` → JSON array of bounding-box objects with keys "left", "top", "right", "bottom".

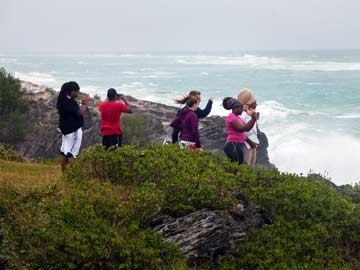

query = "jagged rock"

[
  {"left": 152, "top": 193, "right": 268, "bottom": 266},
  {"left": 11, "top": 81, "right": 274, "bottom": 169},
  {"left": 256, "top": 129, "right": 276, "bottom": 169}
]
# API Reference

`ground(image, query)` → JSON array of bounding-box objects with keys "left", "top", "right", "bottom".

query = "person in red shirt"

[{"left": 99, "top": 88, "right": 132, "bottom": 148}]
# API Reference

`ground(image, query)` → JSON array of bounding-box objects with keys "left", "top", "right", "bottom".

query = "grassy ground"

[{"left": 0, "top": 159, "right": 61, "bottom": 189}]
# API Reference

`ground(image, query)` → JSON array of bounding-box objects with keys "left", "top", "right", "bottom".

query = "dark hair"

[
  {"left": 223, "top": 97, "right": 243, "bottom": 111},
  {"left": 186, "top": 96, "right": 198, "bottom": 108},
  {"left": 189, "top": 90, "right": 201, "bottom": 96},
  {"left": 57, "top": 81, "right": 80, "bottom": 112},
  {"left": 175, "top": 90, "right": 201, "bottom": 104},
  {"left": 107, "top": 88, "right": 117, "bottom": 100}
]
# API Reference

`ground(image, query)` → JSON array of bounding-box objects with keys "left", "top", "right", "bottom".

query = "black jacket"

[{"left": 58, "top": 98, "right": 84, "bottom": 135}]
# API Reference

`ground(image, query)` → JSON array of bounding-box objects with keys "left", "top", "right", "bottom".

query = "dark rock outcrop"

[
  {"left": 12, "top": 81, "right": 274, "bottom": 169},
  {"left": 152, "top": 193, "right": 268, "bottom": 266}
]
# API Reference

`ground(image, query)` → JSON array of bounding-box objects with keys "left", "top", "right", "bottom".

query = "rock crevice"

[{"left": 153, "top": 193, "right": 269, "bottom": 266}]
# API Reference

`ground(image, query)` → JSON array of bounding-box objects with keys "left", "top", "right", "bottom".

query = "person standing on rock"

[
  {"left": 223, "top": 97, "right": 257, "bottom": 164},
  {"left": 57, "top": 81, "right": 89, "bottom": 172},
  {"left": 238, "top": 88, "right": 260, "bottom": 166},
  {"left": 99, "top": 88, "right": 132, "bottom": 149},
  {"left": 172, "top": 90, "right": 213, "bottom": 144},
  {"left": 171, "top": 97, "right": 202, "bottom": 150}
]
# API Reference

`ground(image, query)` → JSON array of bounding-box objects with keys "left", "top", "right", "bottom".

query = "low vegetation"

[
  {"left": 0, "top": 144, "right": 24, "bottom": 162},
  {"left": 0, "top": 68, "right": 29, "bottom": 143},
  {"left": 1, "top": 145, "right": 360, "bottom": 269},
  {"left": 122, "top": 114, "right": 148, "bottom": 148}
]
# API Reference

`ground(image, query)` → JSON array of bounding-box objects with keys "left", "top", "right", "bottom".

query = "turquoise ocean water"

[{"left": 1, "top": 51, "right": 360, "bottom": 185}]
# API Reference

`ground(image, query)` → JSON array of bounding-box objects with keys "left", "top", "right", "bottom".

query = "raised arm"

[
  {"left": 196, "top": 98, "right": 213, "bottom": 118},
  {"left": 230, "top": 113, "right": 257, "bottom": 133},
  {"left": 79, "top": 95, "right": 89, "bottom": 115},
  {"left": 120, "top": 95, "right": 133, "bottom": 113}
]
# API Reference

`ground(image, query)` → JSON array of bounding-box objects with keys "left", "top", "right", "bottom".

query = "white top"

[{"left": 240, "top": 113, "right": 259, "bottom": 149}]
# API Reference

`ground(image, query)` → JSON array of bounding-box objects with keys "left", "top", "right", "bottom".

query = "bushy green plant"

[
  {"left": 338, "top": 182, "right": 360, "bottom": 204},
  {"left": 0, "top": 179, "right": 187, "bottom": 270},
  {"left": 0, "top": 144, "right": 24, "bottom": 161},
  {"left": 0, "top": 68, "right": 29, "bottom": 143},
  {"left": 1, "top": 144, "right": 360, "bottom": 269},
  {"left": 64, "top": 144, "right": 237, "bottom": 216},
  {"left": 217, "top": 179, "right": 354, "bottom": 270},
  {"left": 122, "top": 114, "right": 148, "bottom": 148},
  {"left": 218, "top": 178, "right": 352, "bottom": 269}
]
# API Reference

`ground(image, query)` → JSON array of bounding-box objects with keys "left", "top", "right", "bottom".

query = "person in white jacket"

[{"left": 237, "top": 88, "right": 260, "bottom": 166}]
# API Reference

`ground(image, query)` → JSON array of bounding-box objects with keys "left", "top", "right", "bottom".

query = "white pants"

[{"left": 60, "top": 128, "right": 83, "bottom": 158}]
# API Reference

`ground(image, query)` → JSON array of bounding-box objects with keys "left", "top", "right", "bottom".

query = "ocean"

[{"left": 1, "top": 51, "right": 360, "bottom": 185}]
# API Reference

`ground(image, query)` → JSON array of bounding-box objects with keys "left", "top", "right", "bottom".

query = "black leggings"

[{"left": 224, "top": 142, "right": 245, "bottom": 164}]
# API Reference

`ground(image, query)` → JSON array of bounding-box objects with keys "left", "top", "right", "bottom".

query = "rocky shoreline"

[{"left": 14, "top": 81, "right": 274, "bottom": 169}]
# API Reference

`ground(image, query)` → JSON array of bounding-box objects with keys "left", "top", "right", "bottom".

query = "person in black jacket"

[
  {"left": 172, "top": 90, "right": 213, "bottom": 144},
  {"left": 57, "top": 81, "right": 89, "bottom": 172}
]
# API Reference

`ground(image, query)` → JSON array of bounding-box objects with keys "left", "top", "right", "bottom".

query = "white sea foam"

[
  {"left": 0, "top": 58, "right": 18, "bottom": 64},
  {"left": 14, "top": 72, "right": 56, "bottom": 85},
  {"left": 140, "top": 68, "right": 154, "bottom": 72},
  {"left": 256, "top": 100, "right": 302, "bottom": 124},
  {"left": 267, "top": 124, "right": 360, "bottom": 185},
  {"left": 209, "top": 99, "right": 227, "bottom": 116},
  {"left": 80, "top": 85, "right": 106, "bottom": 97},
  {"left": 122, "top": 71, "right": 138, "bottom": 75},
  {"left": 176, "top": 54, "right": 360, "bottom": 71},
  {"left": 334, "top": 114, "right": 360, "bottom": 119}
]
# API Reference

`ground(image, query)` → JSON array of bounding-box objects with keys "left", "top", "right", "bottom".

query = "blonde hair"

[{"left": 237, "top": 88, "right": 255, "bottom": 104}]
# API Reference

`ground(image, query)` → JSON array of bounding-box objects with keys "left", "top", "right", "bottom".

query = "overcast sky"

[{"left": 1, "top": 0, "right": 360, "bottom": 52}]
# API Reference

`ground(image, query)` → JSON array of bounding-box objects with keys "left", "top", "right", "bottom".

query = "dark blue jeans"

[{"left": 224, "top": 142, "right": 245, "bottom": 164}]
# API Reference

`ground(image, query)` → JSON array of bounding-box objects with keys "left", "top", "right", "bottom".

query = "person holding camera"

[
  {"left": 99, "top": 88, "right": 132, "bottom": 149},
  {"left": 223, "top": 97, "right": 257, "bottom": 164},
  {"left": 57, "top": 81, "right": 89, "bottom": 172},
  {"left": 238, "top": 88, "right": 260, "bottom": 166}
]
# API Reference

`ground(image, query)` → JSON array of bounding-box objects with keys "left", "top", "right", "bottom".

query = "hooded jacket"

[{"left": 170, "top": 107, "right": 201, "bottom": 148}]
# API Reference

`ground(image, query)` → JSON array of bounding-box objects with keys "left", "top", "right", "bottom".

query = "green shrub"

[
  {"left": 122, "top": 114, "right": 148, "bottom": 148},
  {"left": 64, "top": 144, "right": 237, "bottom": 216},
  {"left": 0, "top": 68, "right": 29, "bottom": 143},
  {"left": 0, "top": 144, "right": 24, "bottom": 161},
  {"left": 217, "top": 179, "right": 354, "bottom": 270},
  {"left": 1, "top": 144, "right": 360, "bottom": 269},
  {"left": 0, "top": 179, "right": 187, "bottom": 270}
]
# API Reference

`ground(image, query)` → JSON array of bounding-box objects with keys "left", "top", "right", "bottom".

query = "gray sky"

[{"left": 1, "top": 0, "right": 360, "bottom": 52}]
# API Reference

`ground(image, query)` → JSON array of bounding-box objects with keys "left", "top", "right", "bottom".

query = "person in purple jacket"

[
  {"left": 170, "top": 97, "right": 202, "bottom": 150},
  {"left": 172, "top": 90, "right": 213, "bottom": 143}
]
